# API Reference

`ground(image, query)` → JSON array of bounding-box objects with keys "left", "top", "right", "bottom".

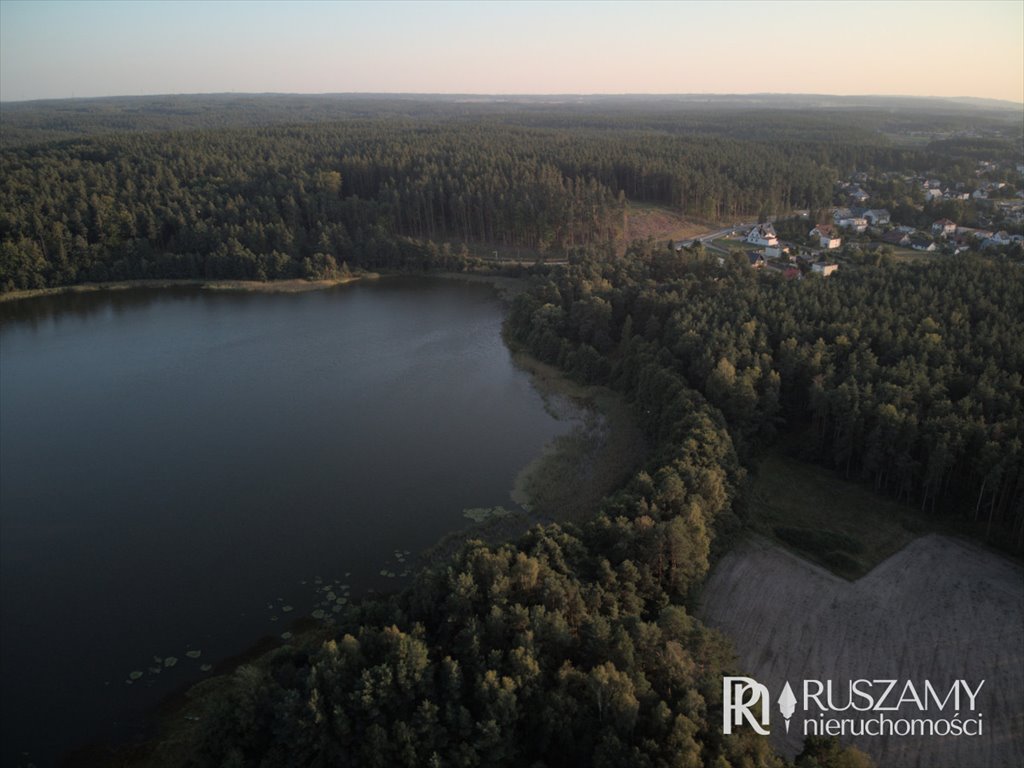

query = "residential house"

[
  {"left": 863, "top": 209, "right": 891, "bottom": 226},
  {"left": 910, "top": 234, "right": 937, "bottom": 252},
  {"left": 746, "top": 251, "right": 766, "bottom": 268},
  {"left": 764, "top": 245, "right": 787, "bottom": 259},
  {"left": 847, "top": 187, "right": 870, "bottom": 204},
  {"left": 955, "top": 226, "right": 994, "bottom": 241},
  {"left": 767, "top": 261, "right": 801, "bottom": 280},
  {"left": 809, "top": 224, "right": 841, "bottom": 249},
  {"left": 931, "top": 219, "right": 957, "bottom": 237},
  {"left": 837, "top": 217, "right": 869, "bottom": 234},
  {"left": 881, "top": 230, "right": 911, "bottom": 247},
  {"left": 924, "top": 188, "right": 944, "bottom": 202},
  {"left": 811, "top": 262, "right": 839, "bottom": 277},
  {"left": 745, "top": 224, "right": 778, "bottom": 247}
]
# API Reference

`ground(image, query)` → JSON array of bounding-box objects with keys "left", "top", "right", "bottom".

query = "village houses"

[
  {"left": 745, "top": 223, "right": 778, "bottom": 247},
  {"left": 809, "top": 224, "right": 841, "bottom": 249}
]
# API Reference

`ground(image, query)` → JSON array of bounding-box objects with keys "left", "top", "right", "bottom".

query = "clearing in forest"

[
  {"left": 748, "top": 448, "right": 923, "bottom": 579},
  {"left": 699, "top": 534, "right": 1023, "bottom": 767}
]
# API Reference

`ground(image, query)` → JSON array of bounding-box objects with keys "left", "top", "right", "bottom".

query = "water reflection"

[{"left": 0, "top": 277, "right": 574, "bottom": 765}]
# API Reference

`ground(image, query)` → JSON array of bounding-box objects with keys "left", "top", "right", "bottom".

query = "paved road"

[{"left": 677, "top": 221, "right": 756, "bottom": 248}]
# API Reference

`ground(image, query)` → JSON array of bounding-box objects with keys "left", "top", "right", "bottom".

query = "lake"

[{"left": 0, "top": 277, "right": 577, "bottom": 765}]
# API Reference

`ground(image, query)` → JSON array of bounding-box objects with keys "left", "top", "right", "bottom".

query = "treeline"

[
  {"left": 5, "top": 98, "right": 1020, "bottom": 294},
  {"left": 1, "top": 114, "right": 965, "bottom": 293},
  {"left": 506, "top": 247, "right": 1024, "bottom": 549},
  {"left": 4, "top": 93, "right": 1018, "bottom": 149}
]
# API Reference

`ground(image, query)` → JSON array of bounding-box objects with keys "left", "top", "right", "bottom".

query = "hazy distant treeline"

[{"left": 2, "top": 92, "right": 1019, "bottom": 147}]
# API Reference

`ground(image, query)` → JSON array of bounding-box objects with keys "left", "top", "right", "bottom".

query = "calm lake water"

[{"left": 0, "top": 277, "right": 575, "bottom": 765}]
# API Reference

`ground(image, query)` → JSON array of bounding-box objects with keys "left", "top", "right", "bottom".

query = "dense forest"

[
  {"left": 4, "top": 96, "right": 1021, "bottom": 766},
  {"left": 1, "top": 121, "right": 827, "bottom": 290},
  {"left": 2, "top": 96, "right": 1021, "bottom": 293},
  {"left": 506, "top": 248, "right": 1024, "bottom": 548}
]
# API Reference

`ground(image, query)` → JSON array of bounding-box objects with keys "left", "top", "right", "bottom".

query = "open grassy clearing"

[
  {"left": 747, "top": 448, "right": 922, "bottom": 580},
  {"left": 885, "top": 245, "right": 945, "bottom": 263},
  {"left": 711, "top": 236, "right": 750, "bottom": 252}
]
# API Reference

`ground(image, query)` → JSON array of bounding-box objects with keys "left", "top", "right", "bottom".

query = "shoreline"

[
  {"left": 0, "top": 267, "right": 530, "bottom": 305},
  {"left": 0, "top": 275, "right": 376, "bottom": 304},
  {"left": 62, "top": 283, "right": 645, "bottom": 767}
]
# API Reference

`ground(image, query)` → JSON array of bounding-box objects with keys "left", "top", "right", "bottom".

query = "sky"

[{"left": 1, "top": 0, "right": 1022, "bottom": 103}]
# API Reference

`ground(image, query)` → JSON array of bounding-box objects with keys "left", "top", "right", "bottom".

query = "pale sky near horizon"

[{"left": 1, "top": 0, "right": 1022, "bottom": 103}]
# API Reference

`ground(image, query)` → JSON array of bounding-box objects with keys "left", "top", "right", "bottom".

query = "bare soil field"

[
  {"left": 699, "top": 534, "right": 1024, "bottom": 767},
  {"left": 622, "top": 203, "right": 713, "bottom": 245}
]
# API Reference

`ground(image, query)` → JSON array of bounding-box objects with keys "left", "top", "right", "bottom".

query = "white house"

[
  {"left": 811, "top": 263, "right": 839, "bottom": 277},
  {"left": 809, "top": 225, "right": 841, "bottom": 249},
  {"left": 924, "top": 188, "right": 944, "bottom": 202},
  {"left": 931, "top": 219, "right": 957, "bottom": 237},
  {"left": 745, "top": 223, "right": 778, "bottom": 247}
]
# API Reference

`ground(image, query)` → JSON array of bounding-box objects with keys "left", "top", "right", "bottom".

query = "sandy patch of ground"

[
  {"left": 622, "top": 204, "right": 713, "bottom": 246},
  {"left": 699, "top": 534, "right": 1023, "bottom": 768},
  {"left": 0, "top": 276, "right": 373, "bottom": 303}
]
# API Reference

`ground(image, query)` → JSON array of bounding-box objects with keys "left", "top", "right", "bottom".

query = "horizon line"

[{"left": 3, "top": 90, "right": 1023, "bottom": 108}]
